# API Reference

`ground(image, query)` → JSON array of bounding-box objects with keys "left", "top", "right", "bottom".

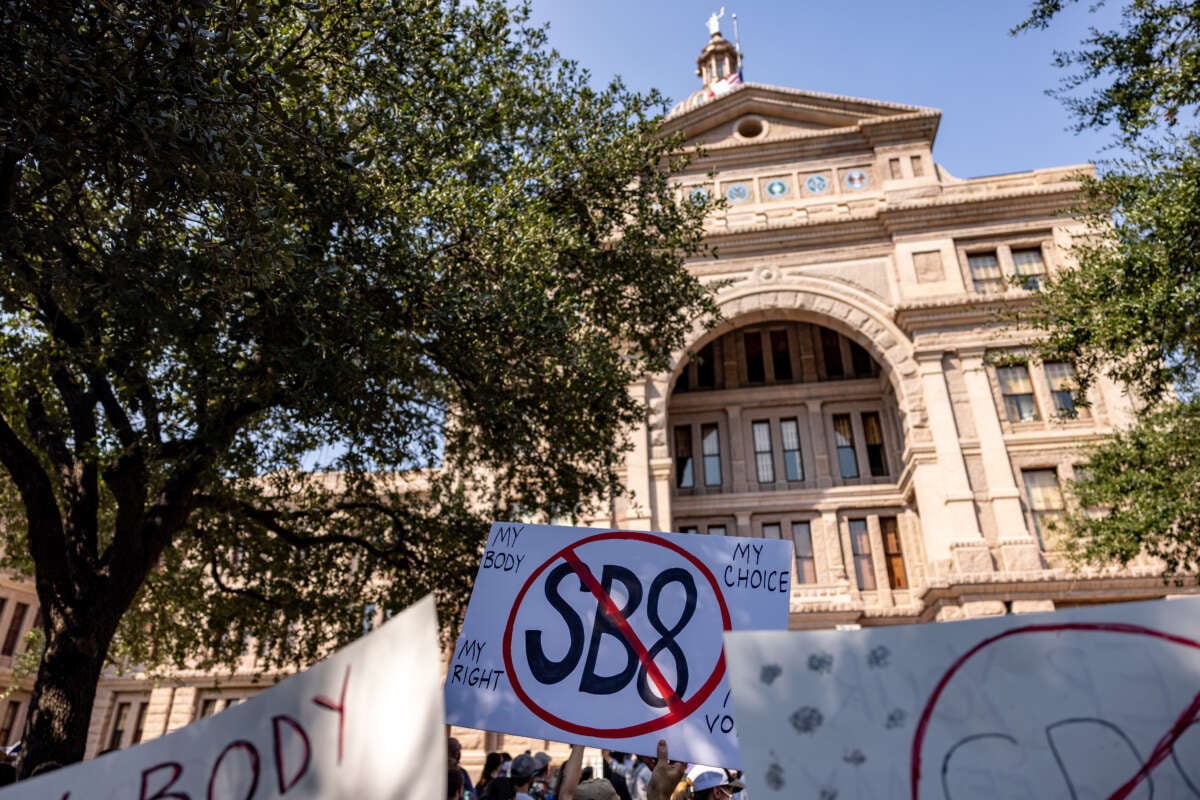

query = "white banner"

[
  {"left": 2, "top": 595, "right": 444, "bottom": 799},
  {"left": 725, "top": 597, "right": 1200, "bottom": 800},
  {"left": 445, "top": 523, "right": 793, "bottom": 769}
]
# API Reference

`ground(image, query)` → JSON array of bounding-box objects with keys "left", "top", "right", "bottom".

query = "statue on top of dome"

[{"left": 706, "top": 7, "right": 725, "bottom": 36}]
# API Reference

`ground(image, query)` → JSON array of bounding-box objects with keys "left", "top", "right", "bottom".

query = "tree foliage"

[
  {"left": 0, "top": 0, "right": 716, "bottom": 771},
  {"left": 1018, "top": 1, "right": 1200, "bottom": 571}
]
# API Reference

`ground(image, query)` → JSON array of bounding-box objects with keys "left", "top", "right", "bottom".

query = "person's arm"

[
  {"left": 646, "top": 740, "right": 686, "bottom": 800},
  {"left": 557, "top": 745, "right": 586, "bottom": 800}
]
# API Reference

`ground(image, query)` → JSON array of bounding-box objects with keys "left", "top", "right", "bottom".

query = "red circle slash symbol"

[{"left": 502, "top": 531, "right": 731, "bottom": 738}]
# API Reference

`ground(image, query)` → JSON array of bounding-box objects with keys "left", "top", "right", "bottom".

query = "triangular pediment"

[{"left": 663, "top": 83, "right": 940, "bottom": 151}]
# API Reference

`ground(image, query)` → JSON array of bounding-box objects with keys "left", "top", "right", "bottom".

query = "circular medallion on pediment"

[
  {"left": 844, "top": 169, "right": 870, "bottom": 190},
  {"left": 804, "top": 174, "right": 828, "bottom": 194},
  {"left": 725, "top": 183, "right": 750, "bottom": 203},
  {"left": 689, "top": 186, "right": 711, "bottom": 205},
  {"left": 765, "top": 179, "right": 789, "bottom": 198}
]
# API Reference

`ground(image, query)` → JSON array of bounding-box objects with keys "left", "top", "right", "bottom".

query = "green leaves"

[{"left": 0, "top": 0, "right": 715, "bottom": 700}]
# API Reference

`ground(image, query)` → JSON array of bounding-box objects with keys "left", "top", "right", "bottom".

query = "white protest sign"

[
  {"left": 1, "top": 595, "right": 444, "bottom": 800},
  {"left": 724, "top": 597, "right": 1200, "bottom": 800},
  {"left": 445, "top": 523, "right": 792, "bottom": 769}
]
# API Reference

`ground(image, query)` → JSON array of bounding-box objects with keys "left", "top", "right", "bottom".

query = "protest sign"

[
  {"left": 445, "top": 523, "right": 793, "bottom": 769},
  {"left": 1, "top": 595, "right": 444, "bottom": 800},
  {"left": 724, "top": 596, "right": 1200, "bottom": 800}
]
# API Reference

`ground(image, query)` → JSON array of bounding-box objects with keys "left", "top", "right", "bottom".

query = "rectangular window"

[
  {"left": 849, "top": 519, "right": 876, "bottom": 590},
  {"left": 677, "top": 525, "right": 699, "bottom": 534},
  {"left": 792, "top": 522, "right": 816, "bottom": 584},
  {"left": 752, "top": 421, "right": 775, "bottom": 483},
  {"left": 674, "top": 426, "right": 694, "bottom": 489},
  {"left": 707, "top": 525, "right": 727, "bottom": 536},
  {"left": 862, "top": 412, "right": 888, "bottom": 477},
  {"left": 701, "top": 423, "right": 722, "bottom": 487},
  {"left": 761, "top": 523, "right": 782, "bottom": 539},
  {"left": 108, "top": 702, "right": 130, "bottom": 750},
  {"left": 199, "top": 698, "right": 220, "bottom": 719},
  {"left": 1024, "top": 468, "right": 1066, "bottom": 545},
  {"left": 889, "top": 157, "right": 902, "bottom": 179},
  {"left": 780, "top": 418, "right": 804, "bottom": 481},
  {"left": 131, "top": 701, "right": 148, "bottom": 745},
  {"left": 1045, "top": 361, "right": 1088, "bottom": 418},
  {"left": 833, "top": 414, "right": 859, "bottom": 478},
  {"left": 968, "top": 251, "right": 1004, "bottom": 293},
  {"left": 820, "top": 328, "right": 845, "bottom": 378},
  {"left": 881, "top": 516, "right": 908, "bottom": 590},
  {"left": 1, "top": 602, "right": 28, "bottom": 657},
  {"left": 0, "top": 701, "right": 19, "bottom": 746},
  {"left": 997, "top": 364, "right": 1039, "bottom": 422},
  {"left": 770, "top": 330, "right": 793, "bottom": 381},
  {"left": 1012, "top": 247, "right": 1046, "bottom": 290},
  {"left": 744, "top": 331, "right": 766, "bottom": 383},
  {"left": 910, "top": 155, "right": 925, "bottom": 177}
]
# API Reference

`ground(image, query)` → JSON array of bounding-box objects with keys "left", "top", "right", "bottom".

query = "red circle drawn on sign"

[{"left": 502, "top": 531, "right": 733, "bottom": 738}]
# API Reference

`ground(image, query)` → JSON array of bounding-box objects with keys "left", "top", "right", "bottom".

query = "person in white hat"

[{"left": 688, "top": 767, "right": 745, "bottom": 800}]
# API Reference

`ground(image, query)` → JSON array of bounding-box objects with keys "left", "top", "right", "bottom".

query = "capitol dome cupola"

[{"left": 696, "top": 8, "right": 740, "bottom": 90}]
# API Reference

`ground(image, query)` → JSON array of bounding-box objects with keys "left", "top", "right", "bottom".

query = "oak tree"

[
  {"left": 0, "top": 0, "right": 716, "bottom": 773},
  {"left": 1017, "top": 1, "right": 1200, "bottom": 571}
]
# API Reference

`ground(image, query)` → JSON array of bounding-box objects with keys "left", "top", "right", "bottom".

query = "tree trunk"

[{"left": 18, "top": 603, "right": 121, "bottom": 779}]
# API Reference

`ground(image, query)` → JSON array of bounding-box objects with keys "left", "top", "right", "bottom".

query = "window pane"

[
  {"left": 678, "top": 526, "right": 699, "bottom": 534},
  {"left": 132, "top": 702, "right": 148, "bottom": 745},
  {"left": 762, "top": 523, "right": 782, "bottom": 539},
  {"left": 1023, "top": 468, "right": 1065, "bottom": 545},
  {"left": 780, "top": 419, "right": 804, "bottom": 481},
  {"left": 820, "top": 328, "right": 845, "bottom": 378},
  {"left": 1045, "top": 361, "right": 1087, "bottom": 418},
  {"left": 792, "top": 522, "right": 816, "bottom": 584},
  {"left": 1012, "top": 248, "right": 1045, "bottom": 290},
  {"left": 849, "top": 519, "right": 875, "bottom": 590},
  {"left": 833, "top": 414, "right": 859, "bottom": 478},
  {"left": 862, "top": 412, "right": 888, "bottom": 477},
  {"left": 752, "top": 421, "right": 774, "bottom": 483},
  {"left": 1, "top": 603, "right": 28, "bottom": 657},
  {"left": 0, "top": 701, "right": 19, "bottom": 746},
  {"left": 997, "top": 365, "right": 1039, "bottom": 422},
  {"left": 707, "top": 525, "right": 726, "bottom": 536},
  {"left": 881, "top": 517, "right": 907, "bottom": 590},
  {"left": 849, "top": 340, "right": 874, "bottom": 378},
  {"left": 770, "top": 330, "right": 793, "bottom": 381},
  {"left": 674, "top": 426, "right": 694, "bottom": 488},
  {"left": 696, "top": 342, "right": 717, "bottom": 389},
  {"left": 969, "top": 252, "right": 1003, "bottom": 293},
  {"left": 744, "top": 332, "right": 765, "bottom": 383},
  {"left": 702, "top": 423, "right": 722, "bottom": 487},
  {"left": 108, "top": 702, "right": 130, "bottom": 750}
]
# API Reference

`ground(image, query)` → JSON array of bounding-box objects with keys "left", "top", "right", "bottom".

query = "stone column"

[
  {"left": 959, "top": 350, "right": 1042, "bottom": 571},
  {"left": 916, "top": 353, "right": 991, "bottom": 574},
  {"left": 820, "top": 510, "right": 849, "bottom": 585},
  {"left": 807, "top": 400, "right": 834, "bottom": 488},
  {"left": 620, "top": 380, "right": 655, "bottom": 530}
]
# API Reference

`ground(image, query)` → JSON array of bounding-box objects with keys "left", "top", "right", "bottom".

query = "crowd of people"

[{"left": 448, "top": 738, "right": 747, "bottom": 800}]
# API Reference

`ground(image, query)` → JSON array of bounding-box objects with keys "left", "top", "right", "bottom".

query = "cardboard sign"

[
  {"left": 2, "top": 595, "right": 444, "bottom": 800},
  {"left": 724, "top": 597, "right": 1200, "bottom": 800},
  {"left": 445, "top": 523, "right": 793, "bottom": 768}
]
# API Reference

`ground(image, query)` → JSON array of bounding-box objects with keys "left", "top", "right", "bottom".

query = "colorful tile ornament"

[
  {"left": 804, "top": 174, "right": 829, "bottom": 194},
  {"left": 844, "top": 169, "right": 870, "bottom": 190},
  {"left": 765, "top": 179, "right": 789, "bottom": 198},
  {"left": 726, "top": 183, "right": 750, "bottom": 203}
]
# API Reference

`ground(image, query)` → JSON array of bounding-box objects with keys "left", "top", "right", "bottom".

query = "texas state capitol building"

[{"left": 0, "top": 18, "right": 1187, "bottom": 767}]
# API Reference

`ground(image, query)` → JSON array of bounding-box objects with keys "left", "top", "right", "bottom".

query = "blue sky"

[{"left": 529, "top": 1, "right": 1123, "bottom": 179}]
